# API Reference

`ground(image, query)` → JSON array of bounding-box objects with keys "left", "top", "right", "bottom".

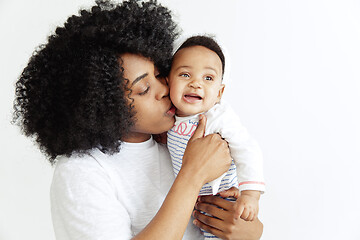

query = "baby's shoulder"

[{"left": 206, "top": 101, "right": 239, "bottom": 122}]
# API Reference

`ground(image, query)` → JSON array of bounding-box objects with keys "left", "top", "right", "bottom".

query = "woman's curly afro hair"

[{"left": 13, "top": 0, "right": 179, "bottom": 164}]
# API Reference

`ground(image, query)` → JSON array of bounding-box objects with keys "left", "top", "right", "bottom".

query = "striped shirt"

[
  {"left": 167, "top": 101, "right": 265, "bottom": 196},
  {"left": 167, "top": 114, "right": 238, "bottom": 195}
]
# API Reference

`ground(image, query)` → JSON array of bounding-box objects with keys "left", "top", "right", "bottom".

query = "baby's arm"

[
  {"left": 206, "top": 102, "right": 265, "bottom": 221},
  {"left": 206, "top": 102, "right": 265, "bottom": 193}
]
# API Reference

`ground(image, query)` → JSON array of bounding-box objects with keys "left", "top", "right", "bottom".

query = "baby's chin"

[
  {"left": 171, "top": 100, "right": 206, "bottom": 117},
  {"left": 175, "top": 108, "right": 202, "bottom": 117}
]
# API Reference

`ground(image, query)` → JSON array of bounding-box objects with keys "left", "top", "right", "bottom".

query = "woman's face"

[{"left": 120, "top": 53, "right": 176, "bottom": 143}]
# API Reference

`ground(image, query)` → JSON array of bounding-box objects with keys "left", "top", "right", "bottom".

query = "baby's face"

[{"left": 168, "top": 45, "right": 224, "bottom": 117}]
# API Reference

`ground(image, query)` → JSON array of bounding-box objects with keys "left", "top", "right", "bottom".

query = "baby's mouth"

[{"left": 183, "top": 94, "right": 203, "bottom": 103}]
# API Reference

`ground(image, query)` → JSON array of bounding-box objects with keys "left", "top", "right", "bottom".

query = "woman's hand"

[
  {"left": 180, "top": 115, "right": 232, "bottom": 186},
  {"left": 193, "top": 187, "right": 263, "bottom": 240}
]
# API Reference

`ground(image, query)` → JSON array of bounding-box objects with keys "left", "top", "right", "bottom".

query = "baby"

[{"left": 166, "top": 35, "right": 265, "bottom": 238}]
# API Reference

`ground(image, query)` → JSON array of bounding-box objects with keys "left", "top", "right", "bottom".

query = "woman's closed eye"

[{"left": 138, "top": 84, "right": 150, "bottom": 96}]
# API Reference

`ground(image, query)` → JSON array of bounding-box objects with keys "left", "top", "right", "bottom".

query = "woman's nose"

[{"left": 155, "top": 77, "right": 169, "bottom": 100}]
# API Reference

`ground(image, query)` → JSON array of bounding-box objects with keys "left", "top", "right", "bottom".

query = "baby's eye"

[
  {"left": 204, "top": 76, "right": 213, "bottom": 81},
  {"left": 180, "top": 73, "right": 190, "bottom": 78}
]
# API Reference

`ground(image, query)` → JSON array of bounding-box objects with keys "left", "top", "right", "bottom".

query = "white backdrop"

[{"left": 1, "top": 0, "right": 359, "bottom": 239}]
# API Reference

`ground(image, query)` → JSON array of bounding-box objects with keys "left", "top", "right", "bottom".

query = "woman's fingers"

[
  {"left": 198, "top": 195, "right": 233, "bottom": 212},
  {"left": 193, "top": 210, "right": 234, "bottom": 240},
  {"left": 193, "top": 209, "right": 224, "bottom": 230},
  {"left": 196, "top": 195, "right": 241, "bottom": 221},
  {"left": 195, "top": 201, "right": 227, "bottom": 221},
  {"left": 193, "top": 218, "right": 225, "bottom": 239},
  {"left": 192, "top": 209, "right": 237, "bottom": 240},
  {"left": 189, "top": 114, "right": 206, "bottom": 140}
]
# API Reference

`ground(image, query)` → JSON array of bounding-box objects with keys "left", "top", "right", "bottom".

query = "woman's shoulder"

[
  {"left": 55, "top": 149, "right": 102, "bottom": 167},
  {"left": 52, "top": 149, "right": 109, "bottom": 182},
  {"left": 51, "top": 149, "right": 118, "bottom": 202}
]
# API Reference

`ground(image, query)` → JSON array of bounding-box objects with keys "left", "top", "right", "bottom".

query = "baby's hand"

[{"left": 234, "top": 190, "right": 260, "bottom": 221}]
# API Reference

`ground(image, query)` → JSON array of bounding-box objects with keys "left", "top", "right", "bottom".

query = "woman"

[{"left": 13, "top": 0, "right": 263, "bottom": 239}]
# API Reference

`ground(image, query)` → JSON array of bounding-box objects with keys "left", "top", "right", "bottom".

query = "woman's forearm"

[
  {"left": 133, "top": 169, "right": 203, "bottom": 240},
  {"left": 134, "top": 116, "right": 232, "bottom": 239}
]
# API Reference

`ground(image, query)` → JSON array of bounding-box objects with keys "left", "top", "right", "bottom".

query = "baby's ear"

[{"left": 217, "top": 84, "right": 225, "bottom": 102}]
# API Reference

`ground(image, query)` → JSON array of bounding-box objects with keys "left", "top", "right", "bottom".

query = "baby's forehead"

[
  {"left": 173, "top": 46, "right": 219, "bottom": 62},
  {"left": 173, "top": 45, "right": 213, "bottom": 56},
  {"left": 172, "top": 46, "right": 223, "bottom": 72}
]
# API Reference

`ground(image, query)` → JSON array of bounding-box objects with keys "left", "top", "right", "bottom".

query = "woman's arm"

[
  {"left": 133, "top": 115, "right": 232, "bottom": 240},
  {"left": 192, "top": 187, "right": 263, "bottom": 240}
]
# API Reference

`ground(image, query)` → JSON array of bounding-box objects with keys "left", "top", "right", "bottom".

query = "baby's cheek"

[{"left": 169, "top": 90, "right": 180, "bottom": 104}]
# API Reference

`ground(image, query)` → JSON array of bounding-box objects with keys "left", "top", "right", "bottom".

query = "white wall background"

[{"left": 1, "top": 0, "right": 359, "bottom": 239}]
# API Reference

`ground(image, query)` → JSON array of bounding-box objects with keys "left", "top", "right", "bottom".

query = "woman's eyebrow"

[{"left": 131, "top": 73, "right": 148, "bottom": 86}]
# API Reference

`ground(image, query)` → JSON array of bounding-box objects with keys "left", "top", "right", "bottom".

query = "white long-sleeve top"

[{"left": 167, "top": 101, "right": 265, "bottom": 195}]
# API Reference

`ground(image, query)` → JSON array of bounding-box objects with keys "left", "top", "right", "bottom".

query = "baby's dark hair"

[
  {"left": 13, "top": 0, "right": 178, "bottom": 164},
  {"left": 175, "top": 35, "right": 225, "bottom": 77}
]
